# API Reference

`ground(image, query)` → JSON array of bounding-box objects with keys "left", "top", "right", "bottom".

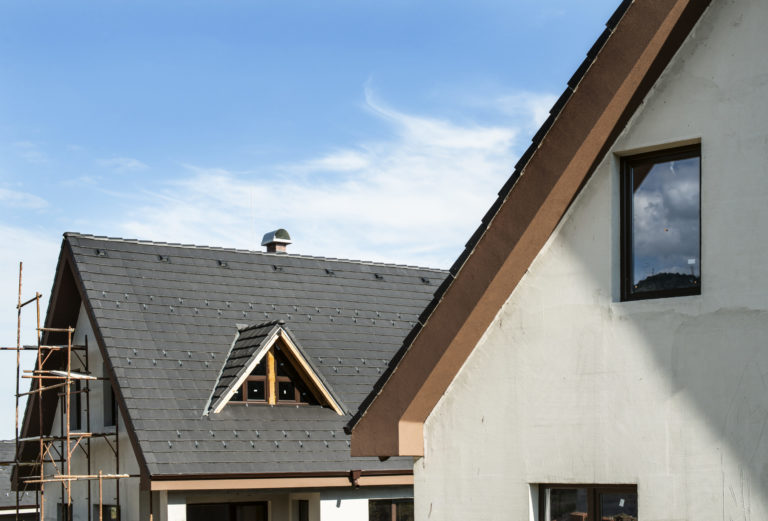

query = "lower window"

[
  {"left": 539, "top": 485, "right": 637, "bottom": 521},
  {"left": 187, "top": 502, "right": 268, "bottom": 521},
  {"left": 92, "top": 504, "right": 120, "bottom": 521},
  {"left": 369, "top": 498, "right": 414, "bottom": 521}
]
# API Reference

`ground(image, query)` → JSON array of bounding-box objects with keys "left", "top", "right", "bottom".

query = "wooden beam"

[{"left": 266, "top": 350, "right": 276, "bottom": 405}]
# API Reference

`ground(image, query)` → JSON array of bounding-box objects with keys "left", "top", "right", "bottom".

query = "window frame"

[
  {"left": 368, "top": 497, "right": 414, "bottom": 521},
  {"left": 620, "top": 143, "right": 702, "bottom": 301},
  {"left": 229, "top": 344, "right": 316, "bottom": 406},
  {"left": 538, "top": 484, "right": 637, "bottom": 521}
]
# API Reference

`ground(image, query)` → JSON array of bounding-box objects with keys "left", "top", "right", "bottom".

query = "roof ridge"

[
  {"left": 64, "top": 232, "right": 447, "bottom": 273},
  {"left": 237, "top": 320, "right": 285, "bottom": 332}
]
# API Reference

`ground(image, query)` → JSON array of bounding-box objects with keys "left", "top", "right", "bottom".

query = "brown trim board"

[
  {"left": 150, "top": 471, "right": 414, "bottom": 491},
  {"left": 349, "top": 0, "right": 712, "bottom": 457}
]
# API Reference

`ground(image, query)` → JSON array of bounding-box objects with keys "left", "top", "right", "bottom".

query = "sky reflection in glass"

[{"left": 630, "top": 153, "right": 700, "bottom": 295}]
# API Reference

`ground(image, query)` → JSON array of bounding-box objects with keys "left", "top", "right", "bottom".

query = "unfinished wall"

[
  {"left": 42, "top": 304, "right": 141, "bottom": 521},
  {"left": 419, "top": 0, "right": 768, "bottom": 519}
]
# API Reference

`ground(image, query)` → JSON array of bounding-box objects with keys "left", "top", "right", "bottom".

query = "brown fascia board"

[
  {"left": 349, "top": 0, "right": 712, "bottom": 457},
  {"left": 61, "top": 238, "right": 153, "bottom": 488},
  {"left": 150, "top": 469, "right": 414, "bottom": 492}
]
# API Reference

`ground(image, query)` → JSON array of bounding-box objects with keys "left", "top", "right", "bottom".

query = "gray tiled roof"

[
  {"left": 0, "top": 441, "right": 36, "bottom": 509},
  {"left": 66, "top": 233, "right": 445, "bottom": 476}
]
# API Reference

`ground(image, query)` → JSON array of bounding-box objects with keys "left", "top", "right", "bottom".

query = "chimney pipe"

[{"left": 261, "top": 229, "right": 292, "bottom": 253}]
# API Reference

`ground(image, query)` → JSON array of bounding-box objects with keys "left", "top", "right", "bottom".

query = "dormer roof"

[{"left": 207, "top": 320, "right": 344, "bottom": 415}]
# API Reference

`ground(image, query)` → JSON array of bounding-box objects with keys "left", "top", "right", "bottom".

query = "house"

[
  {"left": 16, "top": 231, "right": 444, "bottom": 520},
  {"left": 0, "top": 441, "right": 37, "bottom": 520},
  {"left": 348, "top": 0, "right": 768, "bottom": 519}
]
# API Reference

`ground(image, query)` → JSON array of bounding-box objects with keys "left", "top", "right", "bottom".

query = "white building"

[{"left": 349, "top": 0, "right": 768, "bottom": 519}]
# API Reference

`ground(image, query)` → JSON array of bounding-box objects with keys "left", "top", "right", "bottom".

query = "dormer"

[{"left": 207, "top": 320, "right": 344, "bottom": 415}]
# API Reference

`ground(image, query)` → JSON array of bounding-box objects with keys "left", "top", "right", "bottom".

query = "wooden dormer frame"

[{"left": 210, "top": 327, "right": 344, "bottom": 415}]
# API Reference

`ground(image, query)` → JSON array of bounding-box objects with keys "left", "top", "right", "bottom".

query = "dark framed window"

[
  {"left": 620, "top": 144, "right": 701, "bottom": 301},
  {"left": 103, "top": 363, "right": 116, "bottom": 428},
  {"left": 369, "top": 498, "right": 414, "bottom": 521},
  {"left": 70, "top": 379, "right": 81, "bottom": 431},
  {"left": 92, "top": 504, "right": 120, "bottom": 521},
  {"left": 539, "top": 485, "right": 637, "bottom": 521},
  {"left": 187, "top": 502, "right": 267, "bottom": 521},
  {"left": 230, "top": 343, "right": 318, "bottom": 406}
]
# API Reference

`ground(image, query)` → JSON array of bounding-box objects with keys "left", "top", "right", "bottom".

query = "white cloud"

[
  {"left": 120, "top": 90, "right": 552, "bottom": 269},
  {"left": 300, "top": 151, "right": 371, "bottom": 173},
  {"left": 97, "top": 157, "right": 148, "bottom": 172},
  {"left": 0, "top": 187, "right": 48, "bottom": 209},
  {"left": 496, "top": 92, "right": 559, "bottom": 130},
  {"left": 12, "top": 141, "right": 49, "bottom": 164}
]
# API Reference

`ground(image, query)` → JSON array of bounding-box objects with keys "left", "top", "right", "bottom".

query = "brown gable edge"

[
  {"left": 347, "top": 0, "right": 713, "bottom": 457},
  {"left": 16, "top": 237, "right": 153, "bottom": 490}
]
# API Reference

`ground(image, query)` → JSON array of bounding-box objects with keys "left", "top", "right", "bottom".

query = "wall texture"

[{"left": 419, "top": 1, "right": 768, "bottom": 519}]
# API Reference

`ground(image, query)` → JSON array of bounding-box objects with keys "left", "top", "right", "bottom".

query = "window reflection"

[
  {"left": 546, "top": 488, "right": 588, "bottom": 521},
  {"left": 623, "top": 146, "right": 701, "bottom": 299},
  {"left": 600, "top": 492, "right": 638, "bottom": 521}
]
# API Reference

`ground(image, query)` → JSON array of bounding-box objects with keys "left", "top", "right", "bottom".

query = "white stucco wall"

[
  {"left": 159, "top": 485, "right": 410, "bottom": 521},
  {"left": 419, "top": 1, "right": 768, "bottom": 520},
  {"left": 320, "top": 485, "right": 412, "bottom": 521},
  {"left": 42, "top": 304, "right": 142, "bottom": 521}
]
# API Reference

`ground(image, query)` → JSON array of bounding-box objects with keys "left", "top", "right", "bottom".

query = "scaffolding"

[{"left": 2, "top": 263, "right": 130, "bottom": 521}]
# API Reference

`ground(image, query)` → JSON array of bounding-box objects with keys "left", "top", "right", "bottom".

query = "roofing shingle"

[{"left": 64, "top": 233, "right": 446, "bottom": 476}]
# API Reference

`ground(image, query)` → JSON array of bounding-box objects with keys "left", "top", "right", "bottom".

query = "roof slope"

[
  {"left": 347, "top": 0, "right": 713, "bottom": 456},
  {"left": 63, "top": 233, "right": 445, "bottom": 476}
]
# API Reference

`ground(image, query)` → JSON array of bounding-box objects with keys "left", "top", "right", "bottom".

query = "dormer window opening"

[{"left": 231, "top": 343, "right": 318, "bottom": 406}]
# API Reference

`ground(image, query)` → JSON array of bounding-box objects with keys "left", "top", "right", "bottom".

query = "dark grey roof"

[
  {"left": 0, "top": 441, "right": 36, "bottom": 509},
  {"left": 65, "top": 233, "right": 446, "bottom": 476}
]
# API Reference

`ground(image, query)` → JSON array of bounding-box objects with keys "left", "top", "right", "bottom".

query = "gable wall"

[
  {"left": 418, "top": 1, "right": 768, "bottom": 519},
  {"left": 42, "top": 304, "right": 142, "bottom": 521}
]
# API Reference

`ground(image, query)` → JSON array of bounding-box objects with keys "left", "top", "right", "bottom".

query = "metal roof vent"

[{"left": 261, "top": 228, "right": 292, "bottom": 253}]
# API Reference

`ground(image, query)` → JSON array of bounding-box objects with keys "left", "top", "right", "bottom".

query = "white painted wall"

[
  {"left": 42, "top": 304, "right": 142, "bottom": 521},
  {"left": 419, "top": 1, "right": 768, "bottom": 520},
  {"left": 320, "top": 486, "right": 411, "bottom": 521},
  {"left": 160, "top": 486, "right": 411, "bottom": 521}
]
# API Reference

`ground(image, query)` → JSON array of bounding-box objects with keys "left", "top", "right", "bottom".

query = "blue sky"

[{"left": 0, "top": 0, "right": 618, "bottom": 438}]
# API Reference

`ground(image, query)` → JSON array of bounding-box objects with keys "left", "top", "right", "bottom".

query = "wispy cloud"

[
  {"left": 0, "top": 187, "right": 48, "bottom": 209},
  {"left": 495, "top": 92, "right": 558, "bottom": 130},
  {"left": 119, "top": 89, "right": 553, "bottom": 268},
  {"left": 12, "top": 141, "right": 49, "bottom": 164},
  {"left": 97, "top": 157, "right": 148, "bottom": 172}
]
